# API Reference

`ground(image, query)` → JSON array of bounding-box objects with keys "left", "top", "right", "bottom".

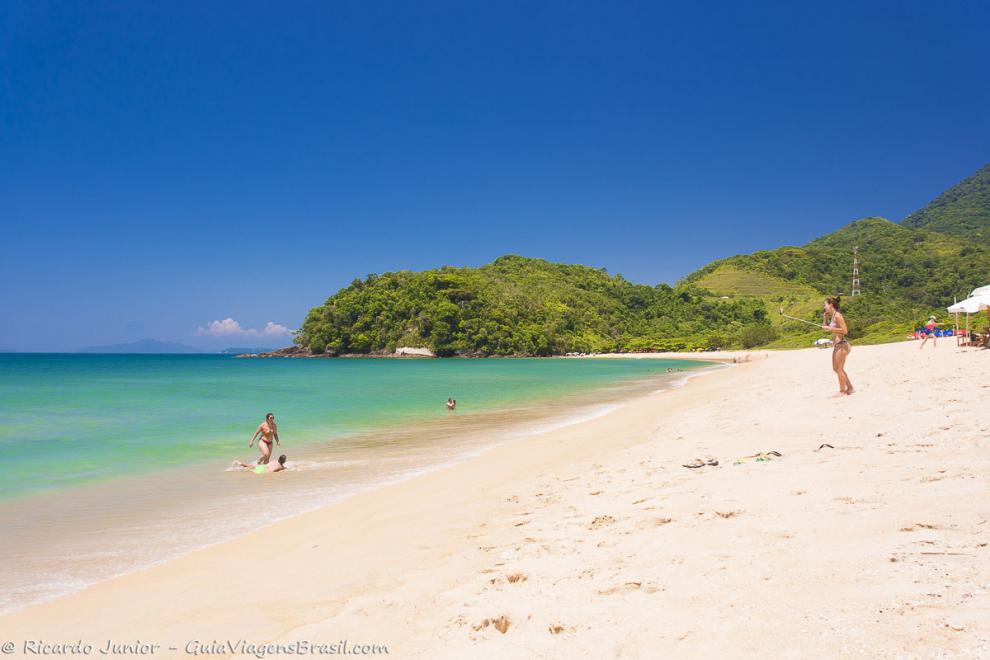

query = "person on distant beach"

[
  {"left": 446, "top": 398, "right": 457, "bottom": 411},
  {"left": 919, "top": 316, "right": 942, "bottom": 350},
  {"left": 232, "top": 454, "right": 287, "bottom": 474},
  {"left": 823, "top": 297, "right": 853, "bottom": 396},
  {"left": 249, "top": 413, "right": 280, "bottom": 464}
]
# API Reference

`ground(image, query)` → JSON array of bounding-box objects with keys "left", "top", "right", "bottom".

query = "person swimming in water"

[
  {"left": 918, "top": 315, "right": 942, "bottom": 350},
  {"left": 446, "top": 398, "right": 456, "bottom": 411},
  {"left": 822, "top": 296, "right": 853, "bottom": 396},
  {"left": 232, "top": 454, "right": 287, "bottom": 474},
  {"left": 249, "top": 413, "right": 280, "bottom": 464}
]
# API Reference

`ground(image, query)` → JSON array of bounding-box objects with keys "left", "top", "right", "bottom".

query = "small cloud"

[{"left": 196, "top": 317, "right": 293, "bottom": 339}]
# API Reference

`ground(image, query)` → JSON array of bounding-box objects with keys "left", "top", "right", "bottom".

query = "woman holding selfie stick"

[{"left": 823, "top": 297, "right": 853, "bottom": 396}]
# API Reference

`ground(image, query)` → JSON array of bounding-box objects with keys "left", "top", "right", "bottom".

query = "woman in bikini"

[
  {"left": 249, "top": 413, "right": 280, "bottom": 464},
  {"left": 823, "top": 296, "right": 853, "bottom": 396}
]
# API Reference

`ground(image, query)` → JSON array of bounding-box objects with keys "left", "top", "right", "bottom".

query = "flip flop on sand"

[
  {"left": 745, "top": 451, "right": 781, "bottom": 459},
  {"left": 682, "top": 456, "right": 719, "bottom": 469},
  {"left": 733, "top": 450, "right": 782, "bottom": 465}
]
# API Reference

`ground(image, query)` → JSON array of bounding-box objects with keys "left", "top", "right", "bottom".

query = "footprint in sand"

[
  {"left": 588, "top": 515, "right": 616, "bottom": 530},
  {"left": 715, "top": 510, "right": 743, "bottom": 519},
  {"left": 636, "top": 517, "right": 673, "bottom": 529},
  {"left": 899, "top": 523, "right": 942, "bottom": 532},
  {"left": 472, "top": 616, "right": 511, "bottom": 634},
  {"left": 597, "top": 581, "right": 662, "bottom": 595}
]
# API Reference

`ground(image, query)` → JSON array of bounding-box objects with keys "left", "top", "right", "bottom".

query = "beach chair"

[{"left": 968, "top": 332, "right": 989, "bottom": 348}]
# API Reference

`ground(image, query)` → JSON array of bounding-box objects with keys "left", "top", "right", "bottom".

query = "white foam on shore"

[
  {"left": 654, "top": 363, "right": 727, "bottom": 393},
  {"left": 505, "top": 403, "right": 623, "bottom": 439}
]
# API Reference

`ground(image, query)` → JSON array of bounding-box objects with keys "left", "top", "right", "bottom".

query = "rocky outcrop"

[
  {"left": 394, "top": 346, "right": 436, "bottom": 357},
  {"left": 235, "top": 345, "right": 321, "bottom": 358},
  {"left": 236, "top": 345, "right": 439, "bottom": 358}
]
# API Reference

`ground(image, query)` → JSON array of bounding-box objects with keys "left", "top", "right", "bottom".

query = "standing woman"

[
  {"left": 249, "top": 413, "right": 280, "bottom": 464},
  {"left": 823, "top": 297, "right": 853, "bottom": 396}
]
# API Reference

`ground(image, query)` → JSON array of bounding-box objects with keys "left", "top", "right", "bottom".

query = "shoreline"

[
  {"left": 0, "top": 362, "right": 732, "bottom": 626},
  {"left": 2, "top": 343, "right": 987, "bottom": 656},
  {"left": 240, "top": 347, "right": 766, "bottom": 362},
  {"left": 0, "top": 361, "right": 713, "bottom": 617}
]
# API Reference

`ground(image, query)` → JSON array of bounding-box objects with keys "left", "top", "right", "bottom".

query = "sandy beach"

[{"left": 2, "top": 341, "right": 988, "bottom": 658}]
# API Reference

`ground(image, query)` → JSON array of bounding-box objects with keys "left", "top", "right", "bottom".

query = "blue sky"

[{"left": 2, "top": 1, "right": 988, "bottom": 351}]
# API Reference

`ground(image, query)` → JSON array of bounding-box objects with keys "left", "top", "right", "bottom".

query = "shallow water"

[{"left": 0, "top": 354, "right": 713, "bottom": 614}]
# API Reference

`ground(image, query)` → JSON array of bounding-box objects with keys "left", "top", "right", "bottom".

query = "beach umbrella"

[
  {"left": 949, "top": 291, "right": 990, "bottom": 345},
  {"left": 947, "top": 296, "right": 987, "bottom": 314}
]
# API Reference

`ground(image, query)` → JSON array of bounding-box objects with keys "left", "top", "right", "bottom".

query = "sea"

[{"left": 0, "top": 353, "right": 714, "bottom": 614}]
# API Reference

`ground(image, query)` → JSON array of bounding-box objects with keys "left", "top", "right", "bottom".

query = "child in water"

[{"left": 232, "top": 454, "right": 287, "bottom": 474}]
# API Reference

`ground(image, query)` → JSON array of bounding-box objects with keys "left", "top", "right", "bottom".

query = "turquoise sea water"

[{"left": 0, "top": 354, "right": 707, "bottom": 501}]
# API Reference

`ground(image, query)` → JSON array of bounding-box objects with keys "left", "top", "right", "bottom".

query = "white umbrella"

[
  {"left": 949, "top": 289, "right": 990, "bottom": 346},
  {"left": 947, "top": 296, "right": 988, "bottom": 314}
]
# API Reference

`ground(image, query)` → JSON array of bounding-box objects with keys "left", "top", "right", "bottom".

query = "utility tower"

[{"left": 851, "top": 246, "right": 861, "bottom": 296}]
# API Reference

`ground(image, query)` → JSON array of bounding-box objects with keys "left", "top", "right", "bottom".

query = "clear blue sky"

[{"left": 2, "top": 1, "right": 988, "bottom": 351}]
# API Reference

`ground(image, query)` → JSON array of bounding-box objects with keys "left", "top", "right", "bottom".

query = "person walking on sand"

[
  {"left": 919, "top": 315, "right": 942, "bottom": 350},
  {"left": 249, "top": 413, "right": 280, "bottom": 464},
  {"left": 823, "top": 296, "right": 853, "bottom": 396}
]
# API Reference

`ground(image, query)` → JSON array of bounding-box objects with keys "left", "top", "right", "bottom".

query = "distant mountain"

[
  {"left": 902, "top": 163, "right": 990, "bottom": 243},
  {"left": 77, "top": 339, "right": 203, "bottom": 354},
  {"left": 217, "top": 347, "right": 278, "bottom": 355}
]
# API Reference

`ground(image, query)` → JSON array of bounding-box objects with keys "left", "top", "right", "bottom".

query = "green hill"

[
  {"left": 692, "top": 217, "right": 989, "bottom": 305},
  {"left": 681, "top": 165, "right": 990, "bottom": 347},
  {"left": 684, "top": 215, "right": 990, "bottom": 346},
  {"left": 296, "top": 256, "right": 773, "bottom": 356},
  {"left": 293, "top": 164, "right": 990, "bottom": 355},
  {"left": 903, "top": 163, "right": 990, "bottom": 243}
]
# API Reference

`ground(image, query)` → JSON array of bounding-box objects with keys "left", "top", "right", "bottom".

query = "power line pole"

[{"left": 851, "top": 246, "right": 861, "bottom": 296}]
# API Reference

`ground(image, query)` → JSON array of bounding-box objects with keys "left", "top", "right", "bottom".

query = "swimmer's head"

[
  {"left": 278, "top": 454, "right": 286, "bottom": 466},
  {"left": 266, "top": 412, "right": 274, "bottom": 422}
]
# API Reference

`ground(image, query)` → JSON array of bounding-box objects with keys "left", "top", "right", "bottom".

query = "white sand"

[{"left": 1, "top": 341, "right": 988, "bottom": 658}]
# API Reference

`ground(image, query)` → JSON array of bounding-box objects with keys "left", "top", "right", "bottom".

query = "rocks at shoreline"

[
  {"left": 394, "top": 346, "right": 435, "bottom": 357},
  {"left": 237, "top": 345, "right": 440, "bottom": 359},
  {"left": 234, "top": 345, "right": 315, "bottom": 358}
]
